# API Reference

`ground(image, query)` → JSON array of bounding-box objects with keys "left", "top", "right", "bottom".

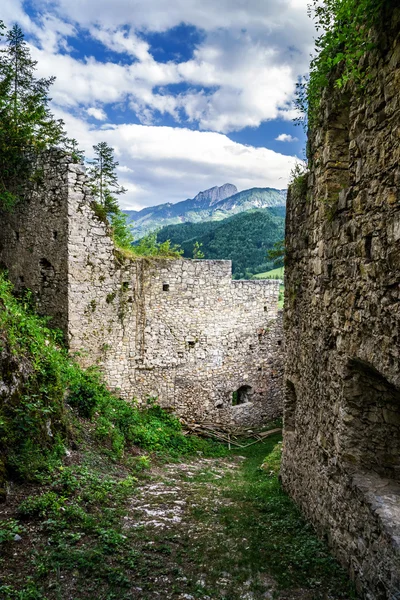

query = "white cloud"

[
  {"left": 86, "top": 107, "right": 107, "bottom": 121},
  {"left": 3, "top": 0, "right": 315, "bottom": 133},
  {"left": 34, "top": 0, "right": 310, "bottom": 33},
  {"left": 275, "top": 133, "right": 299, "bottom": 142},
  {"left": 2, "top": 0, "right": 310, "bottom": 209},
  {"left": 56, "top": 110, "right": 297, "bottom": 210}
]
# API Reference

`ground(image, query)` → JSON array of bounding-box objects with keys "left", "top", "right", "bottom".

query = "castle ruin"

[
  {"left": 282, "top": 10, "right": 400, "bottom": 598},
  {"left": 0, "top": 151, "right": 283, "bottom": 427}
]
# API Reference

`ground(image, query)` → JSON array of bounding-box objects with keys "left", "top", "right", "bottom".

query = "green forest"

[{"left": 157, "top": 207, "right": 285, "bottom": 279}]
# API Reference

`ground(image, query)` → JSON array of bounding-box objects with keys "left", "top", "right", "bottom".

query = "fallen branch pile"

[{"left": 181, "top": 421, "right": 282, "bottom": 449}]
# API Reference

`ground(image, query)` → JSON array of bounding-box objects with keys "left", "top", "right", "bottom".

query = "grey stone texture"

[
  {"left": 0, "top": 151, "right": 283, "bottom": 427},
  {"left": 282, "top": 11, "right": 400, "bottom": 599}
]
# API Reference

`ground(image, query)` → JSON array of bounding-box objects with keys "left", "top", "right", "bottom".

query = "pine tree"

[
  {"left": 0, "top": 23, "right": 65, "bottom": 208},
  {"left": 87, "top": 142, "right": 127, "bottom": 216},
  {"left": 64, "top": 138, "right": 85, "bottom": 164}
]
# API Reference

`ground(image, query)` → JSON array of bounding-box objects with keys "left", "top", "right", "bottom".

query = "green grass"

[
  {"left": 0, "top": 273, "right": 352, "bottom": 598},
  {"left": 175, "top": 437, "right": 356, "bottom": 598},
  {"left": 227, "top": 440, "right": 354, "bottom": 593},
  {"left": 0, "top": 434, "right": 355, "bottom": 599},
  {"left": 0, "top": 271, "right": 227, "bottom": 490},
  {"left": 253, "top": 266, "right": 285, "bottom": 280}
]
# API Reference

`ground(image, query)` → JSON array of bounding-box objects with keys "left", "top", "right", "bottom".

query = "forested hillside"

[
  {"left": 157, "top": 207, "right": 285, "bottom": 279},
  {"left": 126, "top": 186, "right": 286, "bottom": 238}
]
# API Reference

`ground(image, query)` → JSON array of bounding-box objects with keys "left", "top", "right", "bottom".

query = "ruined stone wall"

[
  {"left": 0, "top": 152, "right": 283, "bottom": 427},
  {"left": 282, "top": 10, "right": 400, "bottom": 599},
  {"left": 66, "top": 175, "right": 283, "bottom": 424},
  {"left": 0, "top": 151, "right": 70, "bottom": 333}
]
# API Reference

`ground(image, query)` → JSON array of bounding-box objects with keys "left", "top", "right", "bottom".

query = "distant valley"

[{"left": 125, "top": 183, "right": 286, "bottom": 238}]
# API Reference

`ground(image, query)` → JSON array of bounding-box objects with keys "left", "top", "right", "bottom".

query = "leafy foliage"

[
  {"left": 0, "top": 272, "right": 224, "bottom": 487},
  {"left": 157, "top": 207, "right": 285, "bottom": 279},
  {"left": 0, "top": 22, "right": 65, "bottom": 209},
  {"left": 267, "top": 239, "right": 285, "bottom": 265},
  {"left": 110, "top": 211, "right": 136, "bottom": 251},
  {"left": 132, "top": 231, "right": 183, "bottom": 259},
  {"left": 0, "top": 276, "right": 71, "bottom": 481},
  {"left": 86, "top": 143, "right": 182, "bottom": 258},
  {"left": 0, "top": 519, "right": 24, "bottom": 543},
  {"left": 192, "top": 241, "right": 205, "bottom": 259},
  {"left": 63, "top": 137, "right": 85, "bottom": 164},
  {"left": 297, "top": 0, "right": 389, "bottom": 127}
]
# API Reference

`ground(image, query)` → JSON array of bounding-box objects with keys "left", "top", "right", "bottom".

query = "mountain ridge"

[{"left": 126, "top": 184, "right": 286, "bottom": 238}]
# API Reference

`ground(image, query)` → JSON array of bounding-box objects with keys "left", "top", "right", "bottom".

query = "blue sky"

[{"left": 2, "top": 0, "right": 314, "bottom": 209}]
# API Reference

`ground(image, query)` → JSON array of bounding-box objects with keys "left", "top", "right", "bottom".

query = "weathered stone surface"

[
  {"left": 0, "top": 151, "right": 283, "bottom": 427},
  {"left": 282, "top": 11, "right": 400, "bottom": 599}
]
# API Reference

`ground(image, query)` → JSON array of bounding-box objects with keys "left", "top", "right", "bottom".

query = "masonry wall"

[
  {"left": 281, "top": 10, "right": 400, "bottom": 599},
  {"left": 0, "top": 152, "right": 283, "bottom": 427},
  {"left": 0, "top": 151, "right": 70, "bottom": 333}
]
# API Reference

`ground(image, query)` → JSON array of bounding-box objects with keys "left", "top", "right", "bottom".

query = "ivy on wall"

[{"left": 296, "top": 0, "right": 389, "bottom": 128}]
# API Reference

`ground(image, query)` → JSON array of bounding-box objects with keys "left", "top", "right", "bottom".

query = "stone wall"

[
  {"left": 282, "top": 10, "right": 400, "bottom": 599},
  {"left": 0, "top": 151, "right": 283, "bottom": 427},
  {"left": 0, "top": 151, "right": 70, "bottom": 334}
]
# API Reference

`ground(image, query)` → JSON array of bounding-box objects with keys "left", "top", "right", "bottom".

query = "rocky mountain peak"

[{"left": 193, "top": 183, "right": 238, "bottom": 206}]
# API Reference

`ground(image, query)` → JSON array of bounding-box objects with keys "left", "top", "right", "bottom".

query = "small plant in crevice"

[{"left": 289, "top": 162, "right": 309, "bottom": 203}]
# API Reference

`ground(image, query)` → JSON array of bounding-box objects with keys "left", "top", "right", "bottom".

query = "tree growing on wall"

[
  {"left": 87, "top": 142, "right": 127, "bottom": 218},
  {"left": 86, "top": 141, "right": 137, "bottom": 251},
  {"left": 0, "top": 22, "right": 65, "bottom": 209}
]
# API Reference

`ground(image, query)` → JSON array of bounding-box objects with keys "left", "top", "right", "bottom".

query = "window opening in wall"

[
  {"left": 187, "top": 340, "right": 195, "bottom": 349},
  {"left": 14, "top": 231, "right": 19, "bottom": 241},
  {"left": 163, "top": 283, "right": 169, "bottom": 291},
  {"left": 342, "top": 359, "right": 400, "bottom": 482},
  {"left": 232, "top": 385, "right": 253, "bottom": 406},
  {"left": 264, "top": 306, "right": 268, "bottom": 312},
  {"left": 53, "top": 231, "right": 58, "bottom": 240},
  {"left": 364, "top": 233, "right": 373, "bottom": 260},
  {"left": 39, "top": 258, "right": 55, "bottom": 285},
  {"left": 285, "top": 380, "right": 297, "bottom": 432}
]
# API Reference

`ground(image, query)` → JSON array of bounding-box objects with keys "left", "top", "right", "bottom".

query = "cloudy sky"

[{"left": 2, "top": 0, "right": 315, "bottom": 209}]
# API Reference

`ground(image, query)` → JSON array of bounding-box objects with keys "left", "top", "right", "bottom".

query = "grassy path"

[
  {"left": 0, "top": 434, "right": 355, "bottom": 599},
  {"left": 121, "top": 435, "right": 354, "bottom": 600}
]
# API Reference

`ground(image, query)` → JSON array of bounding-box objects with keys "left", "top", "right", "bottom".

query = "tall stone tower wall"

[
  {"left": 282, "top": 10, "right": 400, "bottom": 598},
  {"left": 0, "top": 151, "right": 70, "bottom": 333},
  {"left": 0, "top": 151, "right": 283, "bottom": 427}
]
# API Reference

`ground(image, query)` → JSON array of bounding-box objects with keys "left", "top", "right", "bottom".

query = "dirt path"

[
  {"left": 119, "top": 448, "right": 353, "bottom": 600},
  {"left": 123, "top": 455, "right": 276, "bottom": 599}
]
